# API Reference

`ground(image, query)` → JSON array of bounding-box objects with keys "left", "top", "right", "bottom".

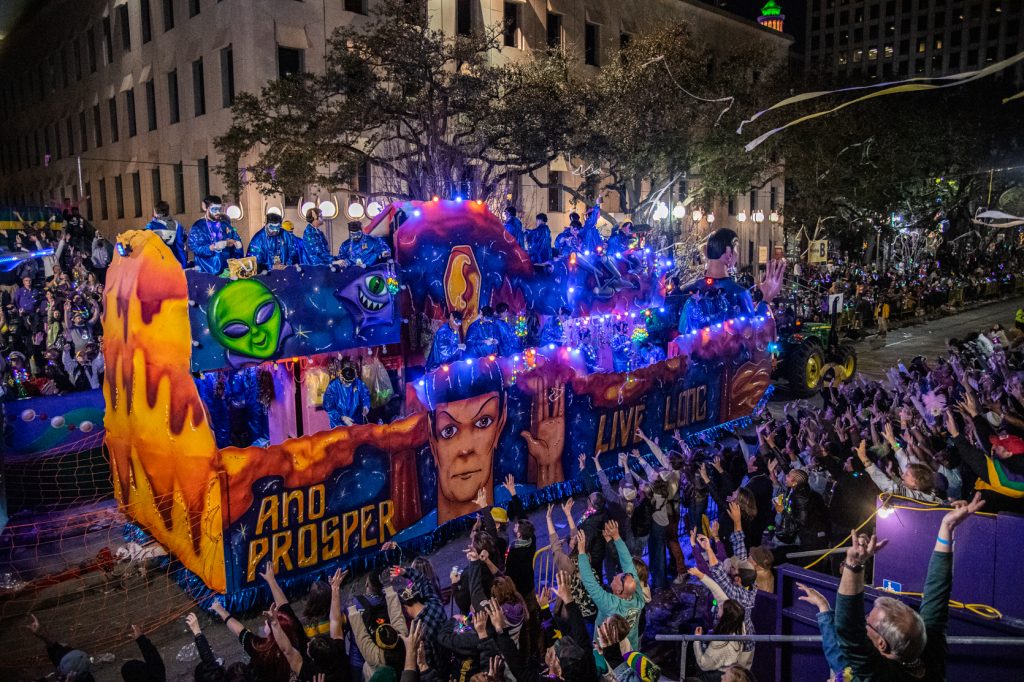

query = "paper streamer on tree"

[
  {"left": 971, "top": 209, "right": 1024, "bottom": 229},
  {"left": 739, "top": 50, "right": 1024, "bottom": 152}
]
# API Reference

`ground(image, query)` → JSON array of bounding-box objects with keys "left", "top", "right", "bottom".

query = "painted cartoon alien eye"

[
  {"left": 222, "top": 322, "right": 250, "bottom": 338},
  {"left": 474, "top": 415, "right": 494, "bottom": 429},
  {"left": 254, "top": 301, "right": 277, "bottom": 325},
  {"left": 365, "top": 275, "right": 386, "bottom": 296},
  {"left": 440, "top": 424, "right": 459, "bottom": 440}
]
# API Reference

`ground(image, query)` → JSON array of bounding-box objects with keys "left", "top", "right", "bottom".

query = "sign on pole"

[{"left": 808, "top": 239, "right": 828, "bottom": 263}]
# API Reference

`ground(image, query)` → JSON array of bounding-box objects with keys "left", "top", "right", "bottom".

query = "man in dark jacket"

[
  {"left": 578, "top": 491, "right": 609, "bottom": 582},
  {"left": 777, "top": 469, "right": 830, "bottom": 550}
]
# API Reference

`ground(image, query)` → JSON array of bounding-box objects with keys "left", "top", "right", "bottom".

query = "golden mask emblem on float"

[{"left": 444, "top": 245, "right": 481, "bottom": 332}]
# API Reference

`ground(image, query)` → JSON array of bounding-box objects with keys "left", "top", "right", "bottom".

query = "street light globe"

[
  {"left": 367, "top": 201, "right": 383, "bottom": 218},
  {"left": 672, "top": 203, "right": 686, "bottom": 219},
  {"left": 769, "top": 211, "right": 780, "bottom": 223},
  {"left": 300, "top": 200, "right": 317, "bottom": 216},
  {"left": 319, "top": 200, "right": 339, "bottom": 219},
  {"left": 691, "top": 209, "right": 704, "bottom": 222},
  {"left": 225, "top": 205, "right": 243, "bottom": 221},
  {"left": 348, "top": 201, "right": 365, "bottom": 219},
  {"left": 706, "top": 212, "right": 716, "bottom": 223},
  {"left": 753, "top": 209, "right": 765, "bottom": 223},
  {"left": 653, "top": 202, "right": 670, "bottom": 221},
  {"left": 737, "top": 211, "right": 747, "bottom": 223}
]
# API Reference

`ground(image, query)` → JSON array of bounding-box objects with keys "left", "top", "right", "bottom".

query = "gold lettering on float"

[
  {"left": 663, "top": 384, "right": 709, "bottom": 431},
  {"left": 594, "top": 403, "right": 648, "bottom": 455},
  {"left": 242, "top": 484, "right": 396, "bottom": 583}
]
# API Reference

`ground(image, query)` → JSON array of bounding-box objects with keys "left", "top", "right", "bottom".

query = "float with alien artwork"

[{"left": 100, "top": 199, "right": 777, "bottom": 603}]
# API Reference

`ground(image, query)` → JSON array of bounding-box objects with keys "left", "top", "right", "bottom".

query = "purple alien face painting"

[{"left": 334, "top": 269, "right": 395, "bottom": 337}]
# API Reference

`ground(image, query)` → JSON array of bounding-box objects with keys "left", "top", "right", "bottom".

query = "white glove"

[
  {"left": 332, "top": 259, "right": 349, "bottom": 267},
  {"left": 212, "top": 240, "right": 227, "bottom": 251},
  {"left": 458, "top": 344, "right": 467, "bottom": 351},
  {"left": 355, "top": 259, "right": 365, "bottom": 267}
]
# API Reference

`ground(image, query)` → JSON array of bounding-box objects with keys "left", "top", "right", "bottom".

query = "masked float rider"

[
  {"left": 144, "top": 200, "right": 187, "bottom": 267},
  {"left": 187, "top": 195, "right": 244, "bottom": 275},
  {"left": 247, "top": 209, "right": 303, "bottom": 272},
  {"left": 322, "top": 361, "right": 372, "bottom": 428},
  {"left": 300, "top": 208, "right": 333, "bottom": 266},
  {"left": 336, "top": 221, "right": 391, "bottom": 268}
]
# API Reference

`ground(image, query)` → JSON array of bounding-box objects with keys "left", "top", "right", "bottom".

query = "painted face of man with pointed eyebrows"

[{"left": 429, "top": 391, "right": 506, "bottom": 509}]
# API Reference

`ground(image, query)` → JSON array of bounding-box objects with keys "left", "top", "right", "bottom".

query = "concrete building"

[
  {"left": 0, "top": 0, "right": 789, "bottom": 265},
  {"left": 804, "top": 0, "right": 1024, "bottom": 83}
]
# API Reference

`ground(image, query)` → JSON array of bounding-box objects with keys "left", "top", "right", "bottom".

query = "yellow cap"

[
  {"left": 282, "top": 220, "right": 295, "bottom": 232},
  {"left": 490, "top": 507, "right": 508, "bottom": 524}
]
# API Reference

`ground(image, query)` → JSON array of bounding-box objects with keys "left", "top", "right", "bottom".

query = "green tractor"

[{"left": 773, "top": 306, "right": 857, "bottom": 397}]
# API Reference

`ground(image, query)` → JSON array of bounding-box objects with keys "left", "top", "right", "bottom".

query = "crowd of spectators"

[
  {"left": 756, "top": 244, "right": 1024, "bottom": 336},
  {"left": 1, "top": 207, "right": 112, "bottom": 400},
  {"left": 22, "top": 312, "right": 1018, "bottom": 681}
]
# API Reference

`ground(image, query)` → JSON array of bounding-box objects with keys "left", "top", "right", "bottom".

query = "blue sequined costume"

[
  {"left": 188, "top": 218, "right": 243, "bottom": 275},
  {"left": 337, "top": 233, "right": 391, "bottom": 267},
  {"left": 426, "top": 324, "right": 463, "bottom": 372},
  {"left": 247, "top": 226, "right": 303, "bottom": 271},
  {"left": 144, "top": 217, "right": 187, "bottom": 267},
  {"left": 300, "top": 223, "right": 332, "bottom": 265},
  {"left": 465, "top": 317, "right": 502, "bottom": 358},
  {"left": 322, "top": 377, "right": 371, "bottom": 428},
  {"left": 524, "top": 224, "right": 552, "bottom": 263}
]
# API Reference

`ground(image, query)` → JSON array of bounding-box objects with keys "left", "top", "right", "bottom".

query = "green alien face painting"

[{"left": 208, "top": 279, "right": 284, "bottom": 360}]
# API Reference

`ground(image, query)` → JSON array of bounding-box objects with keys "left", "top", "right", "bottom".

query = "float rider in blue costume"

[
  {"left": 539, "top": 306, "right": 571, "bottom": 347},
  {"left": 524, "top": 213, "right": 553, "bottom": 265},
  {"left": 494, "top": 303, "right": 521, "bottom": 355},
  {"left": 606, "top": 220, "right": 636, "bottom": 261},
  {"left": 503, "top": 206, "right": 526, "bottom": 251},
  {"left": 247, "top": 210, "right": 303, "bottom": 272},
  {"left": 144, "top": 200, "right": 187, "bottom": 267},
  {"left": 426, "top": 310, "right": 465, "bottom": 372},
  {"left": 336, "top": 220, "right": 391, "bottom": 268},
  {"left": 188, "top": 195, "right": 244, "bottom": 275},
  {"left": 300, "top": 207, "right": 333, "bottom": 266},
  {"left": 612, "top": 321, "right": 633, "bottom": 373},
  {"left": 322, "top": 361, "right": 372, "bottom": 428},
  {"left": 465, "top": 306, "right": 503, "bottom": 358}
]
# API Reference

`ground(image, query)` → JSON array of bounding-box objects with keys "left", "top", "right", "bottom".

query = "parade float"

[{"left": 100, "top": 198, "right": 777, "bottom": 603}]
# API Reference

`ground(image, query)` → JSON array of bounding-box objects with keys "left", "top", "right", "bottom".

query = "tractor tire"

[
  {"left": 785, "top": 341, "right": 825, "bottom": 397},
  {"left": 833, "top": 344, "right": 858, "bottom": 382}
]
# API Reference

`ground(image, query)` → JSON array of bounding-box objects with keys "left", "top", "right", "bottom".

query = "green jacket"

[
  {"left": 835, "top": 551, "right": 952, "bottom": 681},
  {"left": 578, "top": 538, "right": 646, "bottom": 650}
]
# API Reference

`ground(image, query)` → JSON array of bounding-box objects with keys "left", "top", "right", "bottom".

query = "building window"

[
  {"left": 108, "top": 97, "right": 120, "bottom": 143},
  {"left": 884, "top": 44, "right": 894, "bottom": 58},
  {"left": 548, "top": 171, "right": 563, "bottom": 212},
  {"left": 770, "top": 186, "right": 778, "bottom": 210},
  {"left": 547, "top": 13, "right": 562, "bottom": 49},
  {"left": 60, "top": 45, "right": 69, "bottom": 87},
  {"left": 74, "top": 37, "right": 83, "bottom": 80},
  {"left": 278, "top": 47, "right": 304, "bottom": 79},
  {"left": 221, "top": 45, "right": 235, "bottom": 107},
  {"left": 87, "top": 28, "right": 98, "bottom": 72},
  {"left": 119, "top": 4, "right": 131, "bottom": 52},
  {"left": 456, "top": 0, "right": 472, "bottom": 36},
  {"left": 189, "top": 0, "right": 201, "bottom": 18},
  {"left": 99, "top": 178, "right": 109, "bottom": 220},
  {"left": 115, "top": 175, "right": 125, "bottom": 219},
  {"left": 163, "top": 0, "right": 175, "bottom": 31},
  {"left": 503, "top": 2, "right": 519, "bottom": 48},
  {"left": 167, "top": 70, "right": 180, "bottom": 124},
  {"left": 141, "top": 0, "right": 153, "bottom": 43},
  {"left": 853, "top": 49, "right": 863, "bottom": 62},
  {"left": 173, "top": 162, "right": 185, "bottom": 213},
  {"left": 749, "top": 189, "right": 758, "bottom": 210},
  {"left": 78, "top": 111, "right": 88, "bottom": 150},
  {"left": 727, "top": 196, "right": 735, "bottom": 215},
  {"left": 192, "top": 58, "right": 206, "bottom": 116},
  {"left": 198, "top": 156, "right": 210, "bottom": 199},
  {"left": 868, "top": 47, "right": 878, "bottom": 60},
  {"left": 93, "top": 104, "right": 103, "bottom": 147},
  {"left": 344, "top": 0, "right": 367, "bottom": 14},
  {"left": 145, "top": 80, "right": 157, "bottom": 130},
  {"left": 103, "top": 17, "right": 114, "bottom": 64},
  {"left": 151, "top": 167, "right": 162, "bottom": 204},
  {"left": 132, "top": 171, "right": 143, "bottom": 217},
  {"left": 357, "top": 159, "right": 372, "bottom": 194},
  {"left": 126, "top": 89, "right": 137, "bottom": 137},
  {"left": 54, "top": 123, "right": 62, "bottom": 159},
  {"left": 584, "top": 23, "right": 599, "bottom": 66},
  {"left": 67, "top": 118, "right": 76, "bottom": 155},
  {"left": 84, "top": 181, "right": 93, "bottom": 220},
  {"left": 917, "top": 39, "right": 926, "bottom": 53}
]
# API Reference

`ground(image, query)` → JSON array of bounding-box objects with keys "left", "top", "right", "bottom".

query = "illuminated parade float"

[{"left": 101, "top": 199, "right": 777, "bottom": 602}]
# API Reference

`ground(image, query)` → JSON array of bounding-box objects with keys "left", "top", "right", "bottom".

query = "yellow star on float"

[{"left": 295, "top": 326, "right": 310, "bottom": 339}]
